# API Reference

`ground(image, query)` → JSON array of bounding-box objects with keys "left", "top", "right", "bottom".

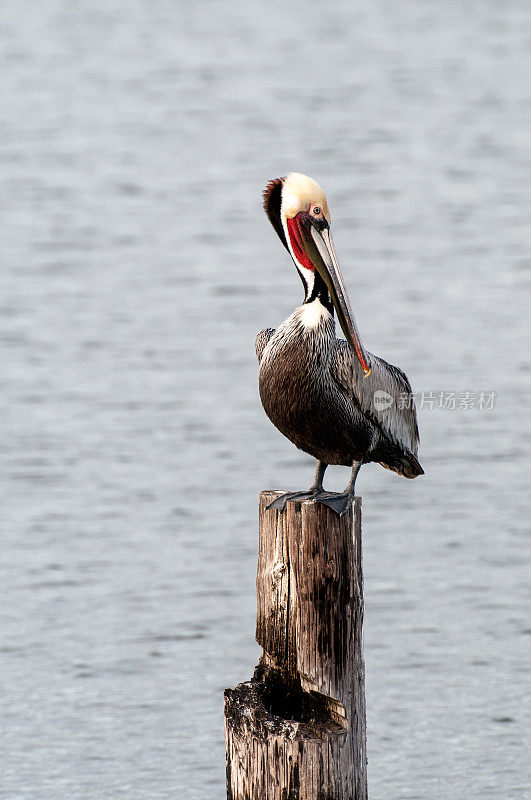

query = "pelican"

[{"left": 256, "top": 172, "right": 423, "bottom": 515}]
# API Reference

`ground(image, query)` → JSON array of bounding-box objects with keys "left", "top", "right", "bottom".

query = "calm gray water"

[{"left": 1, "top": 1, "right": 530, "bottom": 798}]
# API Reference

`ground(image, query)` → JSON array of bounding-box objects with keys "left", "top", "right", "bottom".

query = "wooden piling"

[{"left": 224, "top": 490, "right": 367, "bottom": 800}]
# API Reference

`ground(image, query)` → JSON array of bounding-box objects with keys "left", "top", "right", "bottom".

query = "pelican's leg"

[
  {"left": 317, "top": 461, "right": 362, "bottom": 516},
  {"left": 267, "top": 461, "right": 328, "bottom": 511}
]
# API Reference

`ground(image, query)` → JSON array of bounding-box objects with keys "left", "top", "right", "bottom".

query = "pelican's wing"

[
  {"left": 331, "top": 339, "right": 420, "bottom": 457},
  {"left": 255, "top": 328, "right": 275, "bottom": 363}
]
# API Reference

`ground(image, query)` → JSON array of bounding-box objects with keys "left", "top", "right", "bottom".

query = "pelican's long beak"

[{"left": 306, "top": 223, "right": 371, "bottom": 376}]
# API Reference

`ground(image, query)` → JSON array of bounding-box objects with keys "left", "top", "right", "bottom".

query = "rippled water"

[{"left": 1, "top": 1, "right": 530, "bottom": 798}]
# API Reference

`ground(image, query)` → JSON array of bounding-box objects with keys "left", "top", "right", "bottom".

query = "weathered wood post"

[{"left": 224, "top": 490, "right": 367, "bottom": 799}]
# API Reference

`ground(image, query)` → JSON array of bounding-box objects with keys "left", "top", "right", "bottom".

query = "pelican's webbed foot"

[
  {"left": 314, "top": 461, "right": 362, "bottom": 516},
  {"left": 266, "top": 461, "right": 328, "bottom": 512},
  {"left": 314, "top": 491, "right": 354, "bottom": 516},
  {"left": 267, "top": 489, "right": 320, "bottom": 512}
]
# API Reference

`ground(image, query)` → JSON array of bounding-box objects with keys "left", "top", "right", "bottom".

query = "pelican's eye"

[{"left": 311, "top": 205, "right": 322, "bottom": 217}]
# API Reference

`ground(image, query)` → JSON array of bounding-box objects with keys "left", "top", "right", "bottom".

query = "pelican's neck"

[
  {"left": 297, "top": 298, "right": 333, "bottom": 331},
  {"left": 302, "top": 269, "right": 334, "bottom": 315}
]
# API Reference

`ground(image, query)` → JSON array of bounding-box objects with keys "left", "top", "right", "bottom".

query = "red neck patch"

[{"left": 287, "top": 215, "right": 314, "bottom": 271}]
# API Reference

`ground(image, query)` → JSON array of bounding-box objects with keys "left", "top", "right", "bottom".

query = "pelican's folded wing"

[{"left": 331, "top": 339, "right": 421, "bottom": 459}]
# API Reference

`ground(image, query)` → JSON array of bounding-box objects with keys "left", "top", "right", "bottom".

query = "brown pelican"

[{"left": 257, "top": 172, "right": 423, "bottom": 515}]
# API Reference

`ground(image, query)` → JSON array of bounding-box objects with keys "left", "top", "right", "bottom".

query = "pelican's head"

[{"left": 263, "top": 172, "right": 371, "bottom": 376}]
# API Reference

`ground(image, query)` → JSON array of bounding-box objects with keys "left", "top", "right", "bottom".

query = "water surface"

[{"left": 1, "top": 1, "right": 530, "bottom": 798}]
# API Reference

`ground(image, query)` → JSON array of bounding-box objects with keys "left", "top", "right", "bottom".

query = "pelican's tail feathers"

[{"left": 380, "top": 452, "right": 424, "bottom": 479}]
